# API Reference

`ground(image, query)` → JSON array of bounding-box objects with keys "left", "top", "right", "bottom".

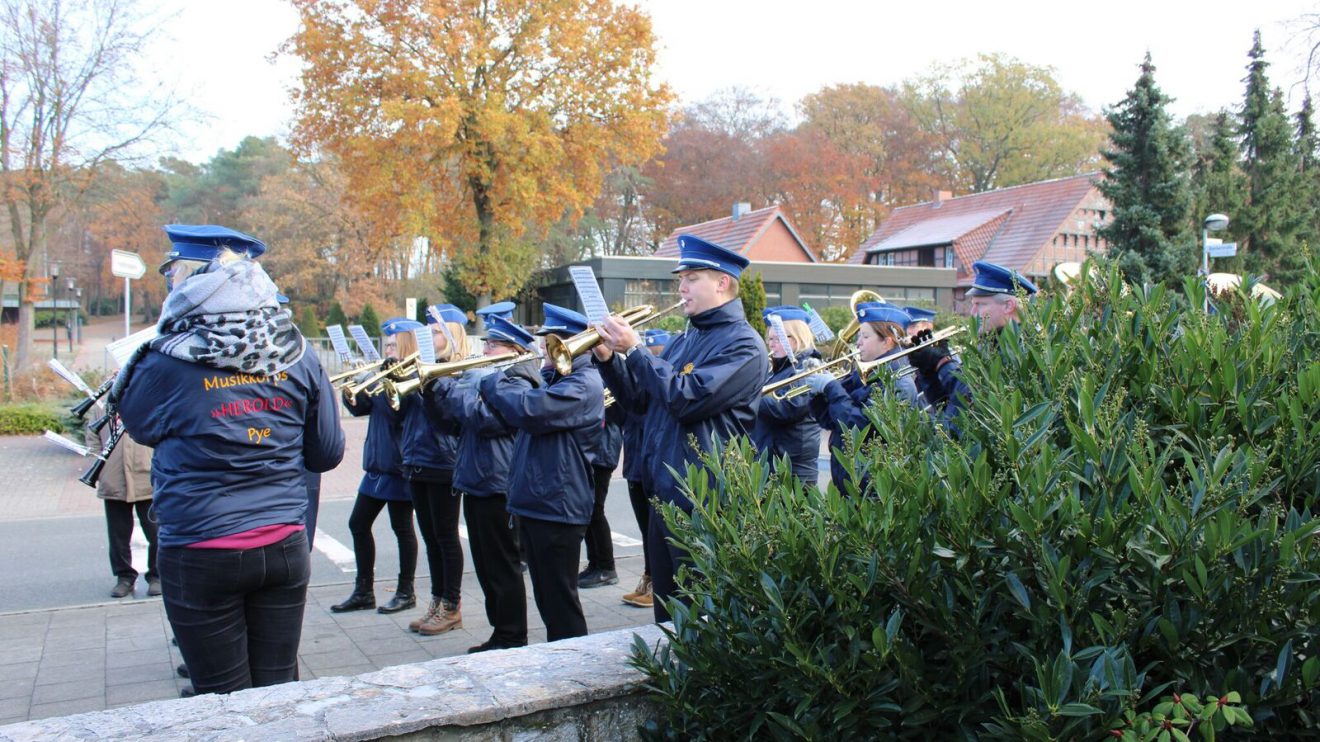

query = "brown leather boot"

[
  {"left": 621, "top": 574, "right": 653, "bottom": 608},
  {"left": 409, "top": 598, "right": 441, "bottom": 633},
  {"left": 418, "top": 600, "right": 462, "bottom": 635}
]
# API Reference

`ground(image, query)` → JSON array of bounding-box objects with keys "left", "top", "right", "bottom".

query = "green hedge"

[
  {"left": 633, "top": 260, "right": 1320, "bottom": 740},
  {"left": 0, "top": 404, "right": 66, "bottom": 435}
]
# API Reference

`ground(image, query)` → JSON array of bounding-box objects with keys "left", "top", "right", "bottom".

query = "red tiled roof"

[
  {"left": 848, "top": 174, "right": 1102, "bottom": 281},
  {"left": 655, "top": 205, "right": 816, "bottom": 261}
]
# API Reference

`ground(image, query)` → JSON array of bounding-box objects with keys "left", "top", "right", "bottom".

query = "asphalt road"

[{"left": 0, "top": 479, "right": 646, "bottom": 613}]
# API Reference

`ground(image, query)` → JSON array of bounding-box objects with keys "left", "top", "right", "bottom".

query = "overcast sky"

[{"left": 148, "top": 0, "right": 1320, "bottom": 164}]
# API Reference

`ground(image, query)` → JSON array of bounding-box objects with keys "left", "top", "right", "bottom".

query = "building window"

[
  {"left": 944, "top": 249, "right": 956, "bottom": 268},
  {"left": 763, "top": 281, "right": 782, "bottom": 307},
  {"left": 624, "top": 278, "right": 675, "bottom": 308}
]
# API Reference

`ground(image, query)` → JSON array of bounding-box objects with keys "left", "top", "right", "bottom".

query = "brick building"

[{"left": 848, "top": 174, "right": 1111, "bottom": 305}]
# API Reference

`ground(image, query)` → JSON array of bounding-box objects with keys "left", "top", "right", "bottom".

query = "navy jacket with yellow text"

[
  {"left": 117, "top": 349, "right": 344, "bottom": 547},
  {"left": 596, "top": 299, "right": 766, "bottom": 511},
  {"left": 479, "top": 354, "right": 604, "bottom": 524}
]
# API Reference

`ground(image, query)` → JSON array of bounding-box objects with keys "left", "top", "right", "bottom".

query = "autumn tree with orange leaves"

[{"left": 285, "top": 0, "right": 672, "bottom": 313}]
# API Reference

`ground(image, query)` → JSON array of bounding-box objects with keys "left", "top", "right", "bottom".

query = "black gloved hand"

[
  {"left": 906, "top": 329, "right": 951, "bottom": 377},
  {"left": 504, "top": 359, "right": 544, "bottom": 388},
  {"left": 380, "top": 357, "right": 398, "bottom": 371}
]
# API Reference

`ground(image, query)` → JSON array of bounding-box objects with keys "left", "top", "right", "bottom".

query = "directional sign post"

[{"left": 110, "top": 250, "right": 147, "bottom": 339}]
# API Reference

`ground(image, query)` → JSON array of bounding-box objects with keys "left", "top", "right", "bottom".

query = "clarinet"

[
  {"left": 79, "top": 419, "right": 124, "bottom": 488},
  {"left": 71, "top": 376, "right": 116, "bottom": 420}
]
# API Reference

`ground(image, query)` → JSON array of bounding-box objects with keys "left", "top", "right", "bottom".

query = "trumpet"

[
  {"left": 329, "top": 358, "right": 387, "bottom": 386},
  {"left": 341, "top": 353, "right": 417, "bottom": 403},
  {"left": 383, "top": 351, "right": 539, "bottom": 410},
  {"left": 762, "top": 326, "right": 965, "bottom": 400},
  {"left": 545, "top": 300, "right": 684, "bottom": 376},
  {"left": 830, "top": 289, "right": 886, "bottom": 359}
]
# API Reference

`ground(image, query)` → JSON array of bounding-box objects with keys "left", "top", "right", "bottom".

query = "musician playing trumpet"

[
  {"left": 479, "top": 304, "right": 604, "bottom": 642},
  {"left": 752, "top": 306, "right": 823, "bottom": 489},
  {"left": 804, "top": 302, "right": 921, "bottom": 495},
  {"left": 592, "top": 235, "right": 766, "bottom": 623}
]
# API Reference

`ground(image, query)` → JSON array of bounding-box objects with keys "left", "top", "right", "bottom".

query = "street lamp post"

[
  {"left": 74, "top": 288, "right": 82, "bottom": 344},
  {"left": 50, "top": 262, "right": 61, "bottom": 360},
  {"left": 66, "top": 278, "right": 76, "bottom": 353},
  {"left": 1202, "top": 213, "right": 1230, "bottom": 312}
]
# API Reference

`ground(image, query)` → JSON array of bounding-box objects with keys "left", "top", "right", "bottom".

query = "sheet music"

[
  {"left": 106, "top": 326, "right": 159, "bottom": 368},
  {"left": 568, "top": 266, "right": 609, "bottom": 326},
  {"left": 802, "top": 303, "right": 835, "bottom": 341},
  {"left": 427, "top": 307, "right": 458, "bottom": 354},
  {"left": 348, "top": 325, "right": 380, "bottom": 362},
  {"left": 766, "top": 313, "right": 798, "bottom": 370},
  {"left": 414, "top": 326, "right": 437, "bottom": 364},
  {"left": 325, "top": 325, "right": 353, "bottom": 363},
  {"left": 43, "top": 430, "right": 90, "bottom": 457},
  {"left": 47, "top": 359, "right": 94, "bottom": 397}
]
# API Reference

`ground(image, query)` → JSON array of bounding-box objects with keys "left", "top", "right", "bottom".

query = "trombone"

[
  {"left": 383, "top": 351, "right": 539, "bottom": 410},
  {"left": 762, "top": 326, "right": 965, "bottom": 400},
  {"left": 341, "top": 352, "right": 417, "bottom": 403},
  {"left": 545, "top": 300, "right": 684, "bottom": 376}
]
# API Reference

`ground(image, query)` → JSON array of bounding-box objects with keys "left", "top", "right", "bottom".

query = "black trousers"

[
  {"left": 463, "top": 493, "right": 527, "bottom": 647},
  {"left": 520, "top": 516, "right": 588, "bottom": 642},
  {"left": 626, "top": 480, "right": 651, "bottom": 577},
  {"left": 104, "top": 499, "right": 158, "bottom": 581},
  {"left": 647, "top": 502, "right": 692, "bottom": 624},
  {"left": 410, "top": 477, "right": 463, "bottom": 603},
  {"left": 162, "top": 531, "right": 309, "bottom": 694},
  {"left": 582, "top": 466, "right": 615, "bottom": 571},
  {"left": 347, "top": 495, "right": 417, "bottom": 584}
]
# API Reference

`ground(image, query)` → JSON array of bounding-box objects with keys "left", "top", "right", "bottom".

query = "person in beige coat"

[{"left": 86, "top": 424, "right": 158, "bottom": 598}]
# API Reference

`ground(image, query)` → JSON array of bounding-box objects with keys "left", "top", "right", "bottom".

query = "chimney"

[
  {"left": 932, "top": 189, "right": 952, "bottom": 207},
  {"left": 732, "top": 202, "right": 752, "bottom": 221}
]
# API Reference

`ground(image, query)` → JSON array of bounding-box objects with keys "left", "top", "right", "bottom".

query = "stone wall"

[{"left": 0, "top": 624, "right": 666, "bottom": 741}]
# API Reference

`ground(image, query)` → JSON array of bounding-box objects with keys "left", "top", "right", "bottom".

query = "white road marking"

[{"left": 314, "top": 529, "right": 359, "bottom": 573}]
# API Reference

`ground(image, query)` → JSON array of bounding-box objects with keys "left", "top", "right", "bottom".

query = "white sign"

[
  {"left": 568, "top": 266, "right": 610, "bottom": 326},
  {"left": 405, "top": 298, "right": 417, "bottom": 323},
  {"left": 110, "top": 250, "right": 147, "bottom": 280},
  {"left": 1206, "top": 242, "right": 1238, "bottom": 258}
]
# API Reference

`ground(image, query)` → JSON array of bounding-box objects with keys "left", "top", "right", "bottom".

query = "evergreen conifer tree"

[
  {"left": 739, "top": 271, "right": 767, "bottom": 338},
  {"left": 1190, "top": 111, "right": 1247, "bottom": 253},
  {"left": 1294, "top": 96, "right": 1320, "bottom": 236},
  {"left": 1238, "top": 31, "right": 1304, "bottom": 280},
  {"left": 357, "top": 303, "right": 381, "bottom": 335},
  {"left": 325, "top": 301, "right": 348, "bottom": 329},
  {"left": 1097, "top": 53, "right": 1193, "bottom": 285},
  {"left": 298, "top": 306, "right": 320, "bottom": 337}
]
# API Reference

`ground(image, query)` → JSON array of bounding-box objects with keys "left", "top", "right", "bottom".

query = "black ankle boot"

[
  {"left": 377, "top": 580, "right": 416, "bottom": 614},
  {"left": 331, "top": 577, "right": 375, "bottom": 612}
]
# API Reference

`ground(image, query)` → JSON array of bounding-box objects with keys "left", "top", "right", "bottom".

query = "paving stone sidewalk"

[{"left": 0, "top": 557, "right": 653, "bottom": 725}]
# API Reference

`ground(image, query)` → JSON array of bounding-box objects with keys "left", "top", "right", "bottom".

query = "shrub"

[
  {"left": 0, "top": 403, "right": 65, "bottom": 435},
  {"left": 633, "top": 259, "right": 1320, "bottom": 739},
  {"left": 740, "top": 271, "right": 766, "bottom": 338}
]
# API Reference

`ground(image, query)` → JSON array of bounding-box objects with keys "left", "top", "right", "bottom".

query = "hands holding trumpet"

[{"left": 590, "top": 314, "right": 642, "bottom": 362}]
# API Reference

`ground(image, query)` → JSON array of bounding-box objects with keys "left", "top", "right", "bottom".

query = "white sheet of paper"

[
  {"left": 767, "top": 314, "right": 797, "bottom": 369},
  {"left": 802, "top": 303, "right": 835, "bottom": 341},
  {"left": 325, "top": 325, "right": 353, "bottom": 363},
  {"left": 47, "top": 359, "right": 94, "bottom": 397},
  {"left": 414, "top": 327, "right": 437, "bottom": 364},
  {"left": 568, "top": 266, "right": 609, "bottom": 326},
  {"left": 44, "top": 430, "right": 90, "bottom": 457},
  {"left": 427, "top": 307, "right": 458, "bottom": 354},
  {"left": 347, "top": 325, "right": 380, "bottom": 362},
  {"left": 106, "top": 326, "right": 159, "bottom": 368}
]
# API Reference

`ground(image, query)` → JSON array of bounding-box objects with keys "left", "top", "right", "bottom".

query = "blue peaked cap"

[
  {"left": 967, "top": 261, "right": 1038, "bottom": 297},
  {"left": 160, "top": 224, "right": 267, "bottom": 273},
  {"left": 672, "top": 234, "right": 749, "bottom": 279},
  {"left": 855, "top": 301, "right": 912, "bottom": 329},
  {"left": 643, "top": 329, "right": 671, "bottom": 347},
  {"left": 427, "top": 303, "right": 468, "bottom": 326},
  {"left": 535, "top": 303, "right": 588, "bottom": 337},
  {"left": 901, "top": 306, "right": 937, "bottom": 322},
  {"left": 381, "top": 317, "right": 424, "bottom": 336},
  {"left": 763, "top": 305, "right": 809, "bottom": 323},
  {"left": 275, "top": 293, "right": 289, "bottom": 305},
  {"left": 485, "top": 315, "right": 536, "bottom": 350},
  {"left": 475, "top": 301, "right": 516, "bottom": 321}
]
